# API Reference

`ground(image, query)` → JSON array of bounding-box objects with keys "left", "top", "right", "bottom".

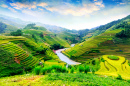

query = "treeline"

[{"left": 116, "top": 22, "right": 130, "bottom": 38}]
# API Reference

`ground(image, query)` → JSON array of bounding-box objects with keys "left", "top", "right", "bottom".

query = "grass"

[
  {"left": 0, "top": 73, "right": 130, "bottom": 86},
  {"left": 108, "top": 55, "right": 119, "bottom": 60}
]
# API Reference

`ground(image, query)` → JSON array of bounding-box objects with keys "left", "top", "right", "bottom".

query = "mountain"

[
  {"left": 63, "top": 15, "right": 130, "bottom": 62},
  {"left": 0, "top": 15, "right": 77, "bottom": 33},
  {"left": 0, "top": 22, "right": 18, "bottom": 34}
]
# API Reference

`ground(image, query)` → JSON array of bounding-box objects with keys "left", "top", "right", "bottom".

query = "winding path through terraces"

[{"left": 55, "top": 44, "right": 81, "bottom": 65}]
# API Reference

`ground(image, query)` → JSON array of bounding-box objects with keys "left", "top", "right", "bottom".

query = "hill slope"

[{"left": 63, "top": 15, "right": 130, "bottom": 62}]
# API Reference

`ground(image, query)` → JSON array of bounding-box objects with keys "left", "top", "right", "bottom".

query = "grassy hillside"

[
  {"left": 23, "top": 29, "right": 70, "bottom": 48},
  {"left": 58, "top": 32, "right": 82, "bottom": 44},
  {"left": 0, "top": 22, "right": 18, "bottom": 34},
  {"left": 0, "top": 35, "right": 63, "bottom": 77},
  {"left": 0, "top": 73, "right": 130, "bottom": 86},
  {"left": 63, "top": 16, "right": 130, "bottom": 62}
]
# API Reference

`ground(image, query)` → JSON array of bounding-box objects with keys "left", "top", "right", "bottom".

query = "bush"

[
  {"left": 35, "top": 66, "right": 41, "bottom": 75},
  {"left": 101, "top": 57, "right": 105, "bottom": 62},
  {"left": 41, "top": 68, "right": 47, "bottom": 75},
  {"left": 108, "top": 55, "right": 119, "bottom": 60},
  {"left": 78, "top": 65, "right": 84, "bottom": 72},
  {"left": 41, "top": 65, "right": 68, "bottom": 75},
  {"left": 116, "top": 74, "right": 122, "bottom": 80},
  {"left": 70, "top": 67, "right": 75, "bottom": 73},
  {"left": 127, "top": 80, "right": 130, "bottom": 83},
  {"left": 92, "top": 60, "right": 96, "bottom": 65},
  {"left": 91, "top": 68, "right": 95, "bottom": 74},
  {"left": 61, "top": 66, "right": 67, "bottom": 73},
  {"left": 84, "top": 66, "right": 89, "bottom": 73}
]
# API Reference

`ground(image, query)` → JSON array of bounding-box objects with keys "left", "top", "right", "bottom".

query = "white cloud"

[
  {"left": 0, "top": 4, "right": 8, "bottom": 8},
  {"left": 8, "top": 7, "right": 17, "bottom": 12},
  {"left": 45, "top": 1, "right": 104, "bottom": 16},
  {"left": 37, "top": 3, "right": 48, "bottom": 7},
  {"left": 10, "top": 2, "right": 37, "bottom": 10}
]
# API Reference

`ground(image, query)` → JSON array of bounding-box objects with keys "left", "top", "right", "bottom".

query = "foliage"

[
  {"left": 70, "top": 66, "right": 75, "bottom": 73},
  {"left": 37, "top": 65, "right": 68, "bottom": 75},
  {"left": 108, "top": 55, "right": 119, "bottom": 60},
  {"left": 10, "top": 29, "right": 23, "bottom": 36},
  {"left": 35, "top": 66, "right": 41, "bottom": 75},
  {"left": 78, "top": 29, "right": 89, "bottom": 37},
  {"left": 23, "top": 23, "right": 46, "bottom": 31},
  {"left": 101, "top": 57, "right": 105, "bottom": 62},
  {"left": 116, "top": 74, "right": 123, "bottom": 80},
  {"left": 78, "top": 65, "right": 84, "bottom": 72},
  {"left": 50, "top": 44, "right": 64, "bottom": 50},
  {"left": 84, "top": 66, "right": 89, "bottom": 73},
  {"left": 116, "top": 23, "right": 130, "bottom": 38}
]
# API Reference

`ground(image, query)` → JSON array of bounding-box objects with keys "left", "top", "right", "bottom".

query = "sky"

[{"left": 0, "top": 0, "right": 130, "bottom": 30}]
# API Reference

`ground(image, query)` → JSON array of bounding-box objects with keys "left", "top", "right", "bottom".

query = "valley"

[{"left": 0, "top": 5, "right": 130, "bottom": 86}]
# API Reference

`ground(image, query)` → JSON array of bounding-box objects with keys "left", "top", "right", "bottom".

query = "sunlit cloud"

[
  {"left": 37, "top": 2, "right": 48, "bottom": 7},
  {"left": 45, "top": 1, "right": 104, "bottom": 16},
  {"left": 0, "top": 4, "right": 8, "bottom": 8},
  {"left": 10, "top": 2, "right": 37, "bottom": 10},
  {"left": 8, "top": 7, "right": 17, "bottom": 12}
]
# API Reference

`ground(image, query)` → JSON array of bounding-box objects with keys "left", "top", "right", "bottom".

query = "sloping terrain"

[
  {"left": 63, "top": 15, "right": 130, "bottom": 62},
  {"left": 0, "top": 36, "right": 38, "bottom": 67},
  {"left": 95, "top": 55, "right": 130, "bottom": 80},
  {"left": 23, "top": 29, "right": 70, "bottom": 48},
  {"left": 0, "top": 22, "right": 18, "bottom": 34}
]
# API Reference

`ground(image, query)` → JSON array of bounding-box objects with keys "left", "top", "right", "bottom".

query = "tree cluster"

[
  {"left": 116, "top": 23, "right": 130, "bottom": 38},
  {"left": 50, "top": 44, "right": 64, "bottom": 50},
  {"left": 10, "top": 29, "right": 23, "bottom": 36}
]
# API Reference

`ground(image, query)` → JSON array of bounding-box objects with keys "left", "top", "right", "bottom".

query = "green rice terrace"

[{"left": 0, "top": 13, "right": 130, "bottom": 86}]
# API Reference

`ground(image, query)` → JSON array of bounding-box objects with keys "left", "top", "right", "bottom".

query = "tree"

[{"left": 10, "top": 29, "right": 23, "bottom": 36}]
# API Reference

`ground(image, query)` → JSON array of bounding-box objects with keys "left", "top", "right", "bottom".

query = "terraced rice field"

[
  {"left": 95, "top": 55, "right": 130, "bottom": 80},
  {"left": 0, "top": 42, "right": 38, "bottom": 67},
  {"left": 63, "top": 29, "right": 122, "bottom": 57}
]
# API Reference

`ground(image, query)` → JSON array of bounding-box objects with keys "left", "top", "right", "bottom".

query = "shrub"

[
  {"left": 35, "top": 66, "right": 41, "bottom": 75},
  {"left": 70, "top": 67, "right": 75, "bottom": 73},
  {"left": 78, "top": 65, "right": 84, "bottom": 72},
  {"left": 51, "top": 69, "right": 56, "bottom": 73},
  {"left": 101, "top": 57, "right": 105, "bottom": 62},
  {"left": 116, "top": 74, "right": 122, "bottom": 80},
  {"left": 127, "top": 80, "right": 130, "bottom": 83},
  {"left": 108, "top": 55, "right": 119, "bottom": 60},
  {"left": 91, "top": 68, "right": 95, "bottom": 74},
  {"left": 84, "top": 66, "right": 89, "bottom": 73},
  {"left": 41, "top": 65, "right": 68, "bottom": 75},
  {"left": 41, "top": 68, "right": 47, "bottom": 75},
  {"left": 61, "top": 66, "right": 67, "bottom": 73},
  {"left": 92, "top": 60, "right": 96, "bottom": 65}
]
